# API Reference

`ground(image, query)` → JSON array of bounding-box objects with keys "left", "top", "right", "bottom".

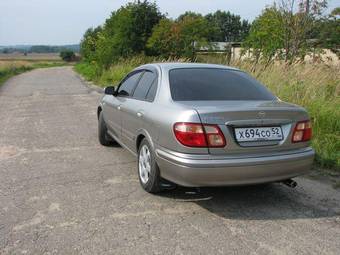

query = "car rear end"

[{"left": 154, "top": 65, "right": 315, "bottom": 187}]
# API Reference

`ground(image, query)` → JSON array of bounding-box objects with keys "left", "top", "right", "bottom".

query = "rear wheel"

[
  {"left": 137, "top": 139, "right": 161, "bottom": 193},
  {"left": 98, "top": 111, "right": 113, "bottom": 146}
]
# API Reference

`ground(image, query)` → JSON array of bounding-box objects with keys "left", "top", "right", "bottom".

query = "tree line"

[
  {"left": 0, "top": 44, "right": 80, "bottom": 54},
  {"left": 80, "top": 1, "right": 250, "bottom": 68},
  {"left": 243, "top": 1, "right": 339, "bottom": 65},
  {"left": 80, "top": 0, "right": 339, "bottom": 69}
]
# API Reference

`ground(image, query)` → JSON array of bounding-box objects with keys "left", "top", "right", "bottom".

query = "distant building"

[
  {"left": 194, "top": 41, "right": 243, "bottom": 61},
  {"left": 195, "top": 42, "right": 241, "bottom": 53}
]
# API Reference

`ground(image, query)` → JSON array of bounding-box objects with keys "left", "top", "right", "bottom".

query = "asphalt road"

[{"left": 0, "top": 67, "right": 339, "bottom": 255}]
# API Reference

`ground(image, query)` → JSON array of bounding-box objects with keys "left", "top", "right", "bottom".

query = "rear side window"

[
  {"left": 117, "top": 71, "right": 143, "bottom": 97},
  {"left": 169, "top": 68, "right": 276, "bottom": 101},
  {"left": 132, "top": 71, "right": 157, "bottom": 101}
]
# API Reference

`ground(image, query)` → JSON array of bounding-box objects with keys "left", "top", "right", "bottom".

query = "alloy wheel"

[{"left": 138, "top": 144, "right": 151, "bottom": 184}]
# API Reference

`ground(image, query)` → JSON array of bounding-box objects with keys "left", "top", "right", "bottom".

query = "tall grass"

[
  {"left": 75, "top": 57, "right": 154, "bottom": 85},
  {"left": 75, "top": 55, "right": 340, "bottom": 170},
  {"left": 74, "top": 55, "right": 190, "bottom": 85},
  {"left": 0, "top": 60, "right": 67, "bottom": 85},
  {"left": 0, "top": 61, "right": 32, "bottom": 85},
  {"left": 198, "top": 55, "right": 340, "bottom": 169}
]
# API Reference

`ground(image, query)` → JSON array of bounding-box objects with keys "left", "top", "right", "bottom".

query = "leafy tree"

[
  {"left": 205, "top": 10, "right": 251, "bottom": 42},
  {"left": 331, "top": 7, "right": 340, "bottom": 16},
  {"left": 243, "top": 0, "right": 329, "bottom": 65},
  {"left": 177, "top": 11, "right": 203, "bottom": 21},
  {"left": 60, "top": 50, "right": 76, "bottom": 62},
  {"left": 311, "top": 7, "right": 340, "bottom": 56},
  {"left": 93, "top": 1, "right": 163, "bottom": 68},
  {"left": 146, "top": 19, "right": 174, "bottom": 57},
  {"left": 147, "top": 16, "right": 211, "bottom": 59},
  {"left": 243, "top": 7, "right": 285, "bottom": 64},
  {"left": 80, "top": 26, "right": 102, "bottom": 62},
  {"left": 278, "top": 0, "right": 328, "bottom": 63}
]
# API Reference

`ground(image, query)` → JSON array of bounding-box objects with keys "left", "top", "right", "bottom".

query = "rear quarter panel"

[{"left": 150, "top": 65, "right": 209, "bottom": 154}]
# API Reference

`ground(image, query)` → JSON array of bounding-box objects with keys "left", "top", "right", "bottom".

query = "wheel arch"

[{"left": 136, "top": 129, "right": 155, "bottom": 152}]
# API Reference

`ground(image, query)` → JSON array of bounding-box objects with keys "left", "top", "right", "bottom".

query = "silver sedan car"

[{"left": 98, "top": 63, "right": 314, "bottom": 193}]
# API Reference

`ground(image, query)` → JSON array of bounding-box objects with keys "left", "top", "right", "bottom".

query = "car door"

[
  {"left": 103, "top": 71, "right": 143, "bottom": 140},
  {"left": 120, "top": 70, "right": 158, "bottom": 152}
]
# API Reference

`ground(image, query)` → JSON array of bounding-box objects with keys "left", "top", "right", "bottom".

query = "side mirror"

[{"left": 104, "top": 86, "right": 117, "bottom": 96}]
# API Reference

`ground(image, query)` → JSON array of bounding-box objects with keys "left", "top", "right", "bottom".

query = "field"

[
  {"left": 75, "top": 55, "right": 340, "bottom": 171},
  {"left": 0, "top": 54, "right": 67, "bottom": 86}
]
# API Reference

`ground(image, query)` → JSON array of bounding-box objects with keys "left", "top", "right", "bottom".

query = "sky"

[{"left": 0, "top": 0, "right": 339, "bottom": 46}]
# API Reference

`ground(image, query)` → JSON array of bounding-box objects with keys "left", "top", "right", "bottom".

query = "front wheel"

[{"left": 137, "top": 139, "right": 161, "bottom": 193}]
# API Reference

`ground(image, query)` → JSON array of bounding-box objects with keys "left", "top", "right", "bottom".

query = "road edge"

[{"left": 73, "top": 68, "right": 104, "bottom": 94}]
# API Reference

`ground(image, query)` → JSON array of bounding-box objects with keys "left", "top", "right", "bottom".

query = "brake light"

[
  {"left": 292, "top": 120, "right": 312, "bottom": 143},
  {"left": 174, "top": 123, "right": 226, "bottom": 148}
]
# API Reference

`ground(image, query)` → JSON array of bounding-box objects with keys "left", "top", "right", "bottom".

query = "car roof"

[{"left": 136, "top": 62, "right": 240, "bottom": 72}]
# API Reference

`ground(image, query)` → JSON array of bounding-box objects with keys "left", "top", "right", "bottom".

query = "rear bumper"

[{"left": 155, "top": 147, "right": 315, "bottom": 187}]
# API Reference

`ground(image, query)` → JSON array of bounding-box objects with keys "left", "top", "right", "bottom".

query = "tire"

[
  {"left": 137, "top": 139, "right": 161, "bottom": 193},
  {"left": 98, "top": 111, "right": 113, "bottom": 146}
]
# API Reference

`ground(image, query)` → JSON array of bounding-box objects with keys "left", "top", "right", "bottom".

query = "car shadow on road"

[
  {"left": 159, "top": 183, "right": 339, "bottom": 220},
  {"left": 108, "top": 142, "right": 122, "bottom": 148}
]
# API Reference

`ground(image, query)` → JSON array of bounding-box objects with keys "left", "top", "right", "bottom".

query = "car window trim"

[
  {"left": 130, "top": 69, "right": 158, "bottom": 102},
  {"left": 130, "top": 70, "right": 147, "bottom": 98},
  {"left": 144, "top": 77, "right": 157, "bottom": 102},
  {"left": 116, "top": 70, "right": 144, "bottom": 98}
]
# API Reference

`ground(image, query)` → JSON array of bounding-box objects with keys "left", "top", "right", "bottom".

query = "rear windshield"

[{"left": 169, "top": 68, "right": 276, "bottom": 101}]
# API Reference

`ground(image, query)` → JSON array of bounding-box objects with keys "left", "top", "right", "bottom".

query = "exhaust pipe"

[{"left": 282, "top": 179, "right": 297, "bottom": 188}]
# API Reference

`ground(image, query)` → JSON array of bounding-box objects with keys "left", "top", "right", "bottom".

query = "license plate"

[{"left": 234, "top": 127, "right": 283, "bottom": 142}]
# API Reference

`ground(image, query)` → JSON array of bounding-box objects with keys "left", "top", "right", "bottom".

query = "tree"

[
  {"left": 205, "top": 10, "right": 251, "bottom": 42},
  {"left": 92, "top": 0, "right": 163, "bottom": 68},
  {"left": 311, "top": 7, "right": 340, "bottom": 56},
  {"left": 147, "top": 16, "right": 211, "bottom": 59},
  {"left": 80, "top": 26, "right": 102, "bottom": 62},
  {"left": 243, "top": 7, "right": 285, "bottom": 65},
  {"left": 278, "top": 0, "right": 328, "bottom": 63},
  {"left": 146, "top": 19, "right": 175, "bottom": 57},
  {"left": 177, "top": 11, "right": 203, "bottom": 21},
  {"left": 243, "top": 0, "right": 329, "bottom": 65},
  {"left": 60, "top": 50, "right": 76, "bottom": 62}
]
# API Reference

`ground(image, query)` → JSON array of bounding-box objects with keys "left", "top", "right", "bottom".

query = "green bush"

[{"left": 60, "top": 50, "right": 76, "bottom": 62}]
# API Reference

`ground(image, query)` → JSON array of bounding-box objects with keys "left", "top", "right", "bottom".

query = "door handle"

[{"left": 137, "top": 112, "right": 143, "bottom": 118}]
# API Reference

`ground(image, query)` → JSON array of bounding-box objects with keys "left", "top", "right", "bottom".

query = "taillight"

[
  {"left": 204, "top": 124, "right": 226, "bottom": 147},
  {"left": 174, "top": 123, "right": 206, "bottom": 147},
  {"left": 174, "top": 122, "right": 226, "bottom": 148},
  {"left": 292, "top": 120, "right": 312, "bottom": 143}
]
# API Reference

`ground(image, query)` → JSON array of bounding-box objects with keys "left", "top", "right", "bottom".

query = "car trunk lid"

[{"left": 177, "top": 100, "right": 309, "bottom": 155}]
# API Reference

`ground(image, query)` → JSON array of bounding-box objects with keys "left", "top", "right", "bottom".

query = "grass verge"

[{"left": 75, "top": 55, "right": 340, "bottom": 171}]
